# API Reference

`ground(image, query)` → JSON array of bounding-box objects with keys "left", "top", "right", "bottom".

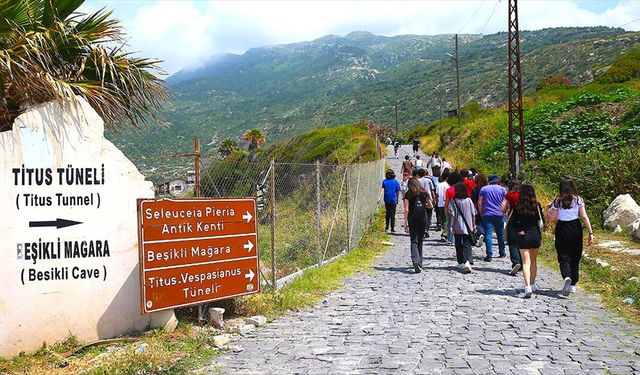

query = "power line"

[
  {"left": 459, "top": 0, "right": 487, "bottom": 34},
  {"left": 618, "top": 16, "right": 640, "bottom": 29},
  {"left": 479, "top": 0, "right": 502, "bottom": 35}
]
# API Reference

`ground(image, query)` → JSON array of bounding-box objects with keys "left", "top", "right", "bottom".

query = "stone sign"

[
  {"left": 0, "top": 97, "right": 174, "bottom": 356},
  {"left": 138, "top": 198, "right": 260, "bottom": 313}
]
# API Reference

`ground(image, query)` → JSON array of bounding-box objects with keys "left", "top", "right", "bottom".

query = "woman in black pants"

[
  {"left": 510, "top": 183, "right": 544, "bottom": 298},
  {"left": 403, "top": 177, "right": 428, "bottom": 273},
  {"left": 547, "top": 178, "right": 594, "bottom": 296}
]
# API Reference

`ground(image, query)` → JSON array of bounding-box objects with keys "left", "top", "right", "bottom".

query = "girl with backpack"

[
  {"left": 546, "top": 178, "right": 594, "bottom": 296},
  {"left": 449, "top": 182, "right": 477, "bottom": 273},
  {"left": 510, "top": 183, "right": 544, "bottom": 298},
  {"left": 403, "top": 177, "right": 428, "bottom": 273}
]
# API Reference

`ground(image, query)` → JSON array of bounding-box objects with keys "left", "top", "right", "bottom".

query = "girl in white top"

[{"left": 546, "top": 177, "right": 594, "bottom": 296}]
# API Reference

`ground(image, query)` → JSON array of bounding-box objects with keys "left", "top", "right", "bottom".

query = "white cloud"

[{"left": 79, "top": 0, "right": 640, "bottom": 74}]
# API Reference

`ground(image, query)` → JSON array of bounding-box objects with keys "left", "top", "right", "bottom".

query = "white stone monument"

[{"left": 0, "top": 97, "right": 175, "bottom": 356}]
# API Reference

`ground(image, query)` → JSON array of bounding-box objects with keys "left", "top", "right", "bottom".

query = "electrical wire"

[
  {"left": 479, "top": 0, "right": 502, "bottom": 35},
  {"left": 618, "top": 16, "right": 640, "bottom": 29},
  {"left": 459, "top": 0, "right": 487, "bottom": 34}
]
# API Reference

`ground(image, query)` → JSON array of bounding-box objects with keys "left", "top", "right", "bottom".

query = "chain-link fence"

[{"left": 199, "top": 157, "right": 385, "bottom": 287}]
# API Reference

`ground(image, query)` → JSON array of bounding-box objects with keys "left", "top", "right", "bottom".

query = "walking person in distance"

[
  {"left": 510, "top": 183, "right": 545, "bottom": 298},
  {"left": 412, "top": 137, "right": 420, "bottom": 156},
  {"left": 403, "top": 177, "right": 429, "bottom": 273},
  {"left": 435, "top": 169, "right": 450, "bottom": 232},
  {"left": 378, "top": 169, "right": 402, "bottom": 233},
  {"left": 401, "top": 155, "right": 414, "bottom": 176},
  {"left": 546, "top": 177, "right": 594, "bottom": 296},
  {"left": 478, "top": 174, "right": 508, "bottom": 261},
  {"left": 449, "top": 182, "right": 477, "bottom": 273},
  {"left": 416, "top": 168, "right": 436, "bottom": 237}
]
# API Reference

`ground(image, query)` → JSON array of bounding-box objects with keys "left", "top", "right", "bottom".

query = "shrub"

[{"left": 536, "top": 75, "right": 571, "bottom": 90}]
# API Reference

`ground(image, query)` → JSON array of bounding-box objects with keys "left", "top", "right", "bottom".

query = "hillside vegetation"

[
  {"left": 417, "top": 45, "right": 640, "bottom": 226},
  {"left": 107, "top": 27, "right": 640, "bottom": 181}
]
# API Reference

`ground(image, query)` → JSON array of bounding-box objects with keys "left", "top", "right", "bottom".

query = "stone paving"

[{"left": 207, "top": 146, "right": 640, "bottom": 374}]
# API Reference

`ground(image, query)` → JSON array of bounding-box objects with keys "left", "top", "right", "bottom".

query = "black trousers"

[
  {"left": 454, "top": 234, "right": 473, "bottom": 264},
  {"left": 384, "top": 203, "right": 397, "bottom": 230},
  {"left": 425, "top": 208, "right": 433, "bottom": 232},
  {"left": 555, "top": 219, "right": 583, "bottom": 285},
  {"left": 435, "top": 206, "right": 445, "bottom": 230},
  {"left": 409, "top": 219, "right": 427, "bottom": 266}
]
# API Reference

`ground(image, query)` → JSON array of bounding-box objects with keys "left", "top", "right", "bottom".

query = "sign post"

[{"left": 137, "top": 198, "right": 260, "bottom": 313}]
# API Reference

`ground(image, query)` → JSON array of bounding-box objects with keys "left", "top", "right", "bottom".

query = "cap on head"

[{"left": 488, "top": 174, "right": 500, "bottom": 184}]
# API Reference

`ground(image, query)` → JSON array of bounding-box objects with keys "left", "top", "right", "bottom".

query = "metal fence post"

[
  {"left": 269, "top": 158, "right": 276, "bottom": 288},
  {"left": 316, "top": 160, "right": 322, "bottom": 263},
  {"left": 346, "top": 166, "right": 351, "bottom": 252}
]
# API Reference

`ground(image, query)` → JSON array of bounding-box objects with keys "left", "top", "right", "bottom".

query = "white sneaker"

[
  {"left": 561, "top": 277, "right": 572, "bottom": 296},
  {"left": 475, "top": 234, "right": 485, "bottom": 247},
  {"left": 569, "top": 285, "right": 577, "bottom": 294},
  {"left": 523, "top": 286, "right": 533, "bottom": 299},
  {"left": 464, "top": 261, "right": 472, "bottom": 273},
  {"left": 532, "top": 284, "right": 540, "bottom": 292}
]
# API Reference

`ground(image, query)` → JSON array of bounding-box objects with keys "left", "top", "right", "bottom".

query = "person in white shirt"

[
  {"left": 416, "top": 168, "right": 436, "bottom": 236},
  {"left": 415, "top": 155, "right": 424, "bottom": 168},
  {"left": 435, "top": 170, "right": 450, "bottom": 232},
  {"left": 546, "top": 177, "right": 594, "bottom": 296},
  {"left": 441, "top": 157, "right": 452, "bottom": 172}
]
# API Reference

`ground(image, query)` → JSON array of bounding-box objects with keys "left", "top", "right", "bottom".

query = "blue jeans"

[{"left": 483, "top": 215, "right": 506, "bottom": 257}]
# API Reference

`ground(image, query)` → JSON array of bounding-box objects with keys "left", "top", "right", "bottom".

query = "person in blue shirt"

[{"left": 378, "top": 169, "right": 402, "bottom": 232}]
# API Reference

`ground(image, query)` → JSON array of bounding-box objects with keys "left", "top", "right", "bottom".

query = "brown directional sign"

[{"left": 137, "top": 198, "right": 259, "bottom": 314}]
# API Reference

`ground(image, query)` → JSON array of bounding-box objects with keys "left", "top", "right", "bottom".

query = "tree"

[
  {"left": 242, "top": 128, "right": 265, "bottom": 151},
  {"left": 0, "top": 0, "right": 168, "bottom": 132},
  {"left": 218, "top": 138, "right": 238, "bottom": 158}
]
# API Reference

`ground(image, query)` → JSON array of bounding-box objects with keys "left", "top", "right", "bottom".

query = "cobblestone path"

[{"left": 208, "top": 146, "right": 640, "bottom": 374}]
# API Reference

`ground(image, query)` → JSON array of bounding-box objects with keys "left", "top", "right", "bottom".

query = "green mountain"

[{"left": 108, "top": 27, "right": 640, "bottom": 181}]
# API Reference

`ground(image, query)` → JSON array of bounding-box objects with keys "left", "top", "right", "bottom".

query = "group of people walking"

[{"left": 380, "top": 147, "right": 594, "bottom": 298}]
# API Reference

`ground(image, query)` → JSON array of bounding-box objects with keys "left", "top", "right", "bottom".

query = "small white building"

[{"left": 157, "top": 178, "right": 190, "bottom": 197}]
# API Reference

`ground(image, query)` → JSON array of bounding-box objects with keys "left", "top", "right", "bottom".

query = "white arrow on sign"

[
  {"left": 243, "top": 240, "right": 254, "bottom": 252},
  {"left": 242, "top": 211, "right": 253, "bottom": 223},
  {"left": 244, "top": 269, "right": 255, "bottom": 282}
]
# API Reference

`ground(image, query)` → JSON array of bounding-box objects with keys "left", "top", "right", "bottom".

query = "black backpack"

[{"left": 410, "top": 196, "right": 426, "bottom": 221}]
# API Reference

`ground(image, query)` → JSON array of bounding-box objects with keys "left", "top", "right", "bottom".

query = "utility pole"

[
  {"left": 455, "top": 34, "right": 461, "bottom": 128},
  {"left": 173, "top": 137, "right": 201, "bottom": 197},
  {"left": 394, "top": 102, "right": 398, "bottom": 132},
  {"left": 507, "top": 0, "right": 525, "bottom": 176}
]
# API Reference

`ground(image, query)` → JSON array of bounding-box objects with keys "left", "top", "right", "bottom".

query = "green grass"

[{"left": 536, "top": 231, "right": 640, "bottom": 328}]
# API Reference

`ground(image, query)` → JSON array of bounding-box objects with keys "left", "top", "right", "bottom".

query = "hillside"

[
  {"left": 416, "top": 45, "right": 640, "bottom": 224},
  {"left": 107, "top": 27, "right": 639, "bottom": 181}
]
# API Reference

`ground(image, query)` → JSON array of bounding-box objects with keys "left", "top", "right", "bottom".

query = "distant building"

[
  {"left": 186, "top": 170, "right": 196, "bottom": 185},
  {"left": 156, "top": 178, "right": 191, "bottom": 197},
  {"left": 446, "top": 109, "right": 458, "bottom": 118}
]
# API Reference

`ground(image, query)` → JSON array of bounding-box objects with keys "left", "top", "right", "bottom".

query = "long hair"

[
  {"left": 508, "top": 179, "right": 521, "bottom": 193},
  {"left": 475, "top": 173, "right": 488, "bottom": 189},
  {"left": 515, "top": 183, "right": 539, "bottom": 217},
  {"left": 446, "top": 172, "right": 460, "bottom": 186},
  {"left": 407, "top": 177, "right": 427, "bottom": 198},
  {"left": 556, "top": 177, "right": 579, "bottom": 209},
  {"left": 454, "top": 182, "right": 468, "bottom": 199}
]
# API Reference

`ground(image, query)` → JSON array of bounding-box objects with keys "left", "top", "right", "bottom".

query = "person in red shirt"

[
  {"left": 461, "top": 169, "right": 477, "bottom": 198},
  {"left": 502, "top": 179, "right": 522, "bottom": 276}
]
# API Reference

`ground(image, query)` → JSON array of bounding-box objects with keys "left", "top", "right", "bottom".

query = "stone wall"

[{"left": 0, "top": 97, "right": 173, "bottom": 356}]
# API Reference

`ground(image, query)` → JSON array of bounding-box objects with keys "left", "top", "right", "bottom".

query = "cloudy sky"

[{"left": 80, "top": 0, "right": 640, "bottom": 74}]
